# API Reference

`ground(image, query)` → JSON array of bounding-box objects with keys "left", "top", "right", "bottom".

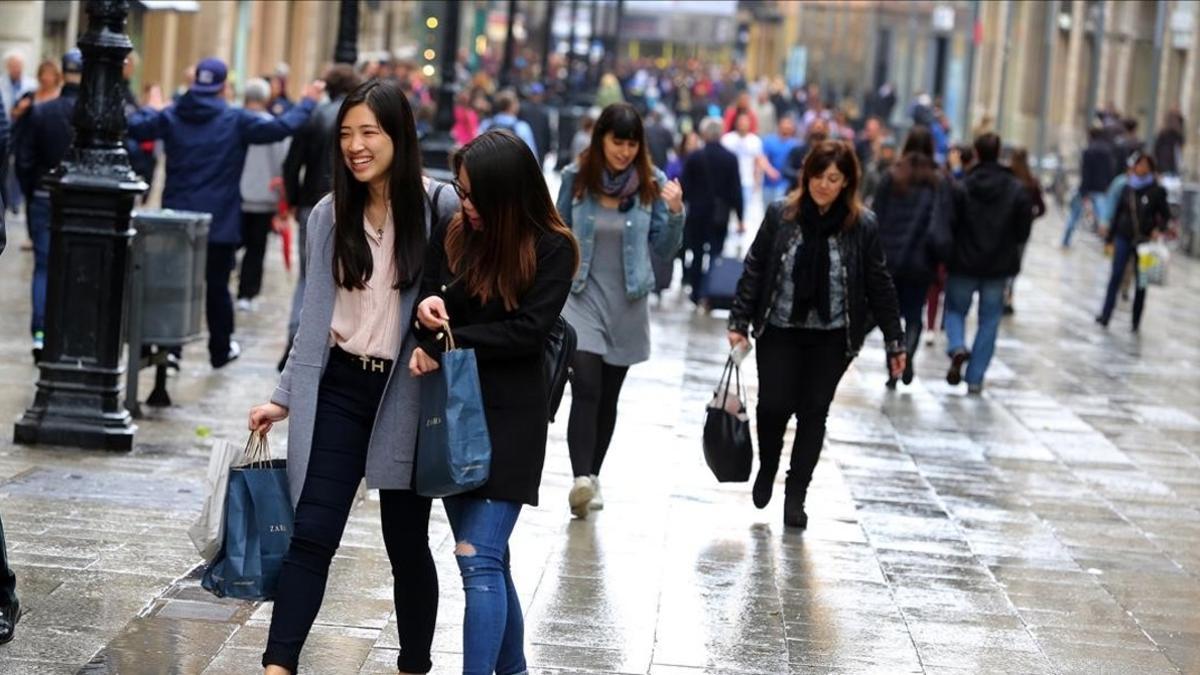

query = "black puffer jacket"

[
  {"left": 729, "top": 200, "right": 904, "bottom": 359},
  {"left": 950, "top": 162, "right": 1033, "bottom": 278},
  {"left": 871, "top": 170, "right": 949, "bottom": 285},
  {"left": 1109, "top": 181, "right": 1171, "bottom": 243}
]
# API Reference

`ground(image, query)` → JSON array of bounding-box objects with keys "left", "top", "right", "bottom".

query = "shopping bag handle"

[
  {"left": 241, "top": 429, "right": 272, "bottom": 468},
  {"left": 436, "top": 322, "right": 457, "bottom": 352}
]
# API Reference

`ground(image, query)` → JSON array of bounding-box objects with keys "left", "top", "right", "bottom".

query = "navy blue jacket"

[
  {"left": 128, "top": 91, "right": 314, "bottom": 245},
  {"left": 15, "top": 83, "right": 79, "bottom": 196}
]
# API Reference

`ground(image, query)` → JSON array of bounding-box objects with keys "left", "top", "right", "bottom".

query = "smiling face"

[
  {"left": 603, "top": 132, "right": 639, "bottom": 172},
  {"left": 807, "top": 163, "right": 847, "bottom": 209},
  {"left": 339, "top": 103, "right": 394, "bottom": 188}
]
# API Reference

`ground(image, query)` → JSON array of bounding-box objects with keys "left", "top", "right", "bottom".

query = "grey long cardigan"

[{"left": 271, "top": 181, "right": 459, "bottom": 503}]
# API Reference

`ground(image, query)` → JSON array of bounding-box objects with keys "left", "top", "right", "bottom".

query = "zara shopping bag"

[
  {"left": 201, "top": 432, "right": 293, "bottom": 601},
  {"left": 702, "top": 355, "right": 754, "bottom": 482},
  {"left": 416, "top": 325, "right": 492, "bottom": 498}
]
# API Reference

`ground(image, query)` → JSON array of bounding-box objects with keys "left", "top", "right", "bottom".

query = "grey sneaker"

[
  {"left": 588, "top": 475, "right": 604, "bottom": 510},
  {"left": 967, "top": 383, "right": 984, "bottom": 395},
  {"left": 568, "top": 476, "right": 594, "bottom": 519}
]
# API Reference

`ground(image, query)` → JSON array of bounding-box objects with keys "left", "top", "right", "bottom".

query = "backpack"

[{"left": 544, "top": 316, "right": 576, "bottom": 422}]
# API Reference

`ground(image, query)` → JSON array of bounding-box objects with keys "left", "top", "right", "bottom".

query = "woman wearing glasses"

[
  {"left": 556, "top": 102, "right": 684, "bottom": 519},
  {"left": 409, "top": 129, "right": 579, "bottom": 675},
  {"left": 249, "top": 79, "right": 458, "bottom": 675}
]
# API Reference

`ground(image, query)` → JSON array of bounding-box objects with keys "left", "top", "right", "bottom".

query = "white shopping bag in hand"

[{"left": 188, "top": 438, "right": 243, "bottom": 561}]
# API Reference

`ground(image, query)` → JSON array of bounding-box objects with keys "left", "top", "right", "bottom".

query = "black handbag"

[
  {"left": 702, "top": 356, "right": 753, "bottom": 482},
  {"left": 545, "top": 315, "right": 576, "bottom": 422}
]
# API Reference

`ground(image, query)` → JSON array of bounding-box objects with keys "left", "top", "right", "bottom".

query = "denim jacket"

[{"left": 556, "top": 164, "right": 685, "bottom": 300}]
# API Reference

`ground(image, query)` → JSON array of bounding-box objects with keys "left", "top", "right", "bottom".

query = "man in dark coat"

[
  {"left": 518, "top": 83, "right": 553, "bottom": 167},
  {"left": 278, "top": 63, "right": 360, "bottom": 370},
  {"left": 15, "top": 49, "right": 82, "bottom": 361},
  {"left": 1062, "top": 125, "right": 1116, "bottom": 247},
  {"left": 680, "top": 116, "right": 743, "bottom": 302},
  {"left": 644, "top": 108, "right": 675, "bottom": 171},
  {"left": 943, "top": 133, "right": 1032, "bottom": 394},
  {"left": 128, "top": 57, "right": 321, "bottom": 368}
]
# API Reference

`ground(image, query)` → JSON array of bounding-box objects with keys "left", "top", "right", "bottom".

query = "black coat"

[
  {"left": 519, "top": 102, "right": 553, "bottom": 164},
  {"left": 414, "top": 223, "right": 575, "bottom": 506},
  {"left": 729, "top": 202, "right": 904, "bottom": 359},
  {"left": 15, "top": 83, "right": 78, "bottom": 195},
  {"left": 871, "top": 171, "right": 947, "bottom": 284},
  {"left": 645, "top": 122, "right": 674, "bottom": 171},
  {"left": 282, "top": 96, "right": 343, "bottom": 208},
  {"left": 1079, "top": 141, "right": 1117, "bottom": 193},
  {"left": 949, "top": 162, "right": 1033, "bottom": 278},
  {"left": 1109, "top": 182, "right": 1171, "bottom": 243},
  {"left": 681, "top": 142, "right": 744, "bottom": 228}
]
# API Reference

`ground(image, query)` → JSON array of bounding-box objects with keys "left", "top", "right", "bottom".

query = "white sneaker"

[
  {"left": 588, "top": 475, "right": 604, "bottom": 510},
  {"left": 568, "top": 476, "right": 594, "bottom": 519},
  {"left": 236, "top": 298, "right": 255, "bottom": 312}
]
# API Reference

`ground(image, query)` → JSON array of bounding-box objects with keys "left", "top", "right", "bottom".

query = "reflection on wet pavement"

[{"left": 0, "top": 196, "right": 1197, "bottom": 673}]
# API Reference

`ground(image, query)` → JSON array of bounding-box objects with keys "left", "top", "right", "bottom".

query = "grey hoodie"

[{"left": 239, "top": 109, "right": 291, "bottom": 213}]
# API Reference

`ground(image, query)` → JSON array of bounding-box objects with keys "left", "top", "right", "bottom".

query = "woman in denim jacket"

[{"left": 556, "top": 103, "right": 684, "bottom": 519}]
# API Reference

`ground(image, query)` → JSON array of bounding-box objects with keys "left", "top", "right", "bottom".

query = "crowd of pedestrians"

[{"left": 2, "top": 44, "right": 1190, "bottom": 673}]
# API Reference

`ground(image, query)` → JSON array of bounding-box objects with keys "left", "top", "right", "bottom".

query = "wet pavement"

[{"left": 0, "top": 191, "right": 1197, "bottom": 674}]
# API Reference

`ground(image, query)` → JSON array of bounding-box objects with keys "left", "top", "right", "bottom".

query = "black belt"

[{"left": 329, "top": 346, "right": 393, "bottom": 374}]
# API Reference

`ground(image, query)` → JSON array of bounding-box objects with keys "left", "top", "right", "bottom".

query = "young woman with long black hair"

[
  {"left": 729, "top": 140, "right": 905, "bottom": 529},
  {"left": 556, "top": 103, "right": 684, "bottom": 519},
  {"left": 409, "top": 129, "right": 579, "bottom": 675},
  {"left": 249, "top": 79, "right": 458, "bottom": 675}
]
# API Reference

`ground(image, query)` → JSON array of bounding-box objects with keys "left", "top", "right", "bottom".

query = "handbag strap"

[{"left": 438, "top": 323, "right": 457, "bottom": 352}]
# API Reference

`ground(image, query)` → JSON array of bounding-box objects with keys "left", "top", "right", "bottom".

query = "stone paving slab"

[{"left": 0, "top": 196, "right": 1196, "bottom": 673}]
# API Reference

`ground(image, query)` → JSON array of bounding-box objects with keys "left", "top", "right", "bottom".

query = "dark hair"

[
  {"left": 446, "top": 130, "right": 580, "bottom": 311},
  {"left": 783, "top": 139, "right": 863, "bottom": 229},
  {"left": 889, "top": 125, "right": 940, "bottom": 195},
  {"left": 1130, "top": 150, "right": 1157, "bottom": 173},
  {"left": 330, "top": 79, "right": 427, "bottom": 291},
  {"left": 494, "top": 91, "right": 518, "bottom": 113},
  {"left": 574, "top": 103, "right": 659, "bottom": 206},
  {"left": 1009, "top": 147, "right": 1038, "bottom": 191},
  {"left": 958, "top": 144, "right": 976, "bottom": 166},
  {"left": 1122, "top": 117, "right": 1139, "bottom": 133},
  {"left": 974, "top": 132, "right": 1001, "bottom": 163},
  {"left": 324, "top": 64, "right": 361, "bottom": 99}
]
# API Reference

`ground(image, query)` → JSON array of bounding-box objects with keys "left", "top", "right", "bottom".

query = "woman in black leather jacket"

[{"left": 728, "top": 140, "right": 905, "bottom": 529}]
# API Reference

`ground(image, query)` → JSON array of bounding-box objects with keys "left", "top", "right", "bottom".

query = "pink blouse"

[{"left": 329, "top": 211, "right": 402, "bottom": 360}]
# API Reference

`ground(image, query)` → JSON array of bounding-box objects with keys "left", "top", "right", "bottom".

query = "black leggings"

[
  {"left": 755, "top": 328, "right": 850, "bottom": 490},
  {"left": 238, "top": 211, "right": 274, "bottom": 300},
  {"left": 566, "top": 351, "right": 629, "bottom": 478},
  {"left": 263, "top": 353, "right": 437, "bottom": 673}
]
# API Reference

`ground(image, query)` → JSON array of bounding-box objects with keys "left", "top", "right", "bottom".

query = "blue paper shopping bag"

[
  {"left": 202, "top": 433, "right": 293, "bottom": 601},
  {"left": 416, "top": 325, "right": 492, "bottom": 498}
]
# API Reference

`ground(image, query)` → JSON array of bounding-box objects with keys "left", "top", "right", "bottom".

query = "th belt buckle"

[{"left": 357, "top": 354, "right": 387, "bottom": 373}]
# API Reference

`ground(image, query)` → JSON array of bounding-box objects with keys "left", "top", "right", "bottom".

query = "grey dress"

[{"left": 563, "top": 207, "right": 651, "bottom": 366}]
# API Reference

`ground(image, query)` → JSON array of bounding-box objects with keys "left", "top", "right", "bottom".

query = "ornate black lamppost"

[
  {"left": 334, "top": 0, "right": 359, "bottom": 65},
  {"left": 15, "top": 0, "right": 147, "bottom": 451}
]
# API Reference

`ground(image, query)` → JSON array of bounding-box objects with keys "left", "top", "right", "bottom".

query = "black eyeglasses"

[{"left": 451, "top": 181, "right": 472, "bottom": 203}]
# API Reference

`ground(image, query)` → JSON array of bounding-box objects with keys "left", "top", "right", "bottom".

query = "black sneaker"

[{"left": 946, "top": 349, "right": 969, "bottom": 386}]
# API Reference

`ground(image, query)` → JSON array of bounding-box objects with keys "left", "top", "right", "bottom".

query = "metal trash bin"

[{"left": 125, "top": 209, "right": 211, "bottom": 416}]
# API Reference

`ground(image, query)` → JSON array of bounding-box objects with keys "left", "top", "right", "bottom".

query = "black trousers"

[
  {"left": 566, "top": 351, "right": 629, "bottom": 478},
  {"left": 238, "top": 211, "right": 274, "bottom": 300},
  {"left": 684, "top": 218, "right": 728, "bottom": 297},
  {"left": 754, "top": 327, "right": 850, "bottom": 491},
  {"left": 0, "top": 515, "right": 14, "bottom": 608},
  {"left": 206, "top": 243, "right": 237, "bottom": 365},
  {"left": 263, "top": 351, "right": 437, "bottom": 673}
]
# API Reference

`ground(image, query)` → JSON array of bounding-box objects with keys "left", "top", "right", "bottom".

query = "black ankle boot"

[
  {"left": 752, "top": 461, "right": 778, "bottom": 509},
  {"left": 783, "top": 480, "right": 808, "bottom": 529}
]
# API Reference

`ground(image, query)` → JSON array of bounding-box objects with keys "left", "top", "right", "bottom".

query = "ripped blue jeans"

[{"left": 443, "top": 496, "right": 526, "bottom": 675}]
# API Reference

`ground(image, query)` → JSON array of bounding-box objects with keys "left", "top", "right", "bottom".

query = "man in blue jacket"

[
  {"left": 16, "top": 49, "right": 82, "bottom": 362},
  {"left": 129, "top": 58, "right": 323, "bottom": 368}
]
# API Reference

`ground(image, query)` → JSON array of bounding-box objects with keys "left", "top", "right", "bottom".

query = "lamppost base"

[{"left": 15, "top": 410, "right": 136, "bottom": 452}]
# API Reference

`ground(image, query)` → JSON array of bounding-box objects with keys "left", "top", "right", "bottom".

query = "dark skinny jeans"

[
  {"left": 754, "top": 327, "right": 850, "bottom": 495},
  {"left": 263, "top": 352, "right": 437, "bottom": 673}
]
